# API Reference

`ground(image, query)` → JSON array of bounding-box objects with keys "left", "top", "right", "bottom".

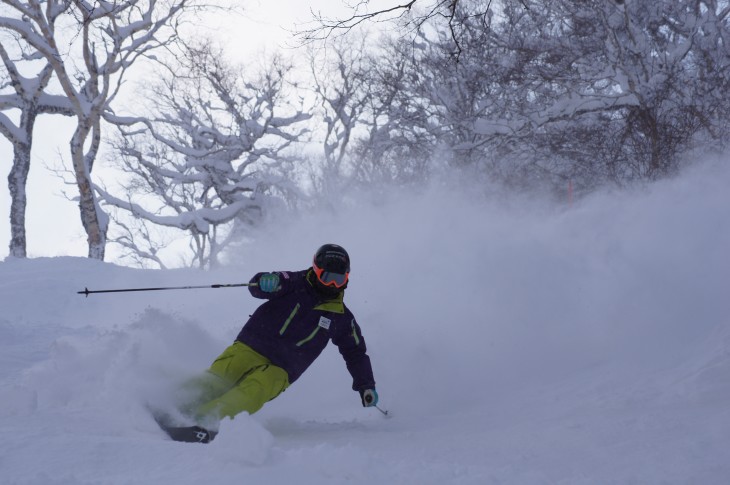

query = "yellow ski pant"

[{"left": 186, "top": 341, "right": 289, "bottom": 421}]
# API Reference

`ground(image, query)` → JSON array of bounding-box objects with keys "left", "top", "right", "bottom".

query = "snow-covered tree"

[
  {"left": 0, "top": 0, "right": 198, "bottom": 260},
  {"left": 99, "top": 43, "right": 311, "bottom": 269},
  {"left": 307, "top": 39, "right": 374, "bottom": 198},
  {"left": 346, "top": 37, "right": 436, "bottom": 188},
  {"left": 491, "top": 0, "right": 730, "bottom": 185},
  {"left": 306, "top": 35, "right": 435, "bottom": 200},
  {"left": 0, "top": 38, "right": 73, "bottom": 258},
  {"left": 346, "top": 0, "right": 730, "bottom": 191}
]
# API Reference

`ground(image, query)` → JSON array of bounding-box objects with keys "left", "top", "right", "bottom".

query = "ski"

[
  {"left": 158, "top": 423, "right": 217, "bottom": 443},
  {"left": 150, "top": 410, "right": 217, "bottom": 444}
]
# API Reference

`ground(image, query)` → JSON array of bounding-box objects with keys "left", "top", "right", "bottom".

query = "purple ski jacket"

[{"left": 236, "top": 269, "right": 375, "bottom": 391}]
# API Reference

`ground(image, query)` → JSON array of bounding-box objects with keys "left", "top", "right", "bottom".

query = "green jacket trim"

[
  {"left": 351, "top": 320, "right": 361, "bottom": 346},
  {"left": 296, "top": 327, "right": 321, "bottom": 347},
  {"left": 279, "top": 303, "right": 301, "bottom": 335}
]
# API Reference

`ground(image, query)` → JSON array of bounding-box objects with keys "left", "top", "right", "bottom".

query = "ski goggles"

[{"left": 313, "top": 263, "right": 349, "bottom": 288}]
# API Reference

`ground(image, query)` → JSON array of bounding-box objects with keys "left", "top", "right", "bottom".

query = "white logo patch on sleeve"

[{"left": 318, "top": 316, "right": 331, "bottom": 330}]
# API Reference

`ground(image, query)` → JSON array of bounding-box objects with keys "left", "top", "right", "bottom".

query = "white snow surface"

[{"left": 2, "top": 161, "right": 730, "bottom": 484}]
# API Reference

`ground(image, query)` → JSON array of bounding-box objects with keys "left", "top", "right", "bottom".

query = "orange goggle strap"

[{"left": 312, "top": 262, "right": 349, "bottom": 288}]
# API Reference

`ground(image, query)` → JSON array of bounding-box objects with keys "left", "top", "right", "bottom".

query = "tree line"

[{"left": 1, "top": 0, "right": 728, "bottom": 267}]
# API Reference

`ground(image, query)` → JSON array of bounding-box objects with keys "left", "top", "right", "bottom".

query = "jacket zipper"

[
  {"left": 279, "top": 303, "right": 300, "bottom": 335},
  {"left": 296, "top": 327, "right": 321, "bottom": 347}
]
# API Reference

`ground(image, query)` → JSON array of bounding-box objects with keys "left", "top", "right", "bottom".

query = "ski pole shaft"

[
  {"left": 77, "top": 282, "right": 257, "bottom": 297},
  {"left": 374, "top": 404, "right": 389, "bottom": 416}
]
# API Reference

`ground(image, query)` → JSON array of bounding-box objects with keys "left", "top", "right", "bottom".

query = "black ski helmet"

[{"left": 312, "top": 243, "right": 350, "bottom": 288}]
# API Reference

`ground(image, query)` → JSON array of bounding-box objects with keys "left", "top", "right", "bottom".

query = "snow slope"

[{"left": 1, "top": 161, "right": 729, "bottom": 484}]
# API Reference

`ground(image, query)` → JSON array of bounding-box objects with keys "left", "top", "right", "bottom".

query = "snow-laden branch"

[
  {"left": 97, "top": 185, "right": 263, "bottom": 234},
  {"left": 0, "top": 111, "right": 25, "bottom": 141},
  {"left": 101, "top": 42, "right": 309, "bottom": 268}
]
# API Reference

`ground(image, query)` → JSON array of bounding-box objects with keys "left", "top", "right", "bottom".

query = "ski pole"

[
  {"left": 77, "top": 282, "right": 257, "bottom": 297},
  {"left": 374, "top": 404, "right": 390, "bottom": 417}
]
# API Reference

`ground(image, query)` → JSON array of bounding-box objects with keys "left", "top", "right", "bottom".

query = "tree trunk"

[
  {"left": 7, "top": 145, "right": 31, "bottom": 258},
  {"left": 7, "top": 107, "right": 39, "bottom": 258},
  {"left": 71, "top": 126, "right": 106, "bottom": 260}
]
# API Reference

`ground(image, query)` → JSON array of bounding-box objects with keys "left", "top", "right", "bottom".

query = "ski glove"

[
  {"left": 360, "top": 388, "right": 379, "bottom": 407},
  {"left": 258, "top": 273, "right": 280, "bottom": 292}
]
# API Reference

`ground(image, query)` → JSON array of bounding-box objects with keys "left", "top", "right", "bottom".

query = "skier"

[{"left": 166, "top": 243, "right": 378, "bottom": 442}]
